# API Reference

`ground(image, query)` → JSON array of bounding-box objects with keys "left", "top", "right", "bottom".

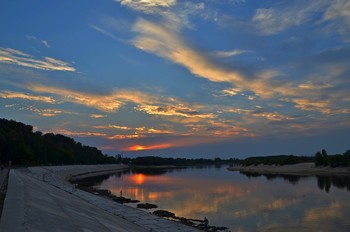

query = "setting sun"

[
  {"left": 135, "top": 145, "right": 145, "bottom": 151},
  {"left": 134, "top": 173, "right": 145, "bottom": 185},
  {"left": 123, "top": 143, "right": 172, "bottom": 152}
]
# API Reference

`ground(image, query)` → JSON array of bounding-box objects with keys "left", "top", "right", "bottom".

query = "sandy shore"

[{"left": 228, "top": 162, "right": 350, "bottom": 176}]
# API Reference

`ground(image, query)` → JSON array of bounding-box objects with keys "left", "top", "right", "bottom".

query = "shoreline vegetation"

[{"left": 229, "top": 149, "right": 350, "bottom": 176}]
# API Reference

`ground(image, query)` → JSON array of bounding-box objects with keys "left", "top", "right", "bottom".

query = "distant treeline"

[
  {"left": 239, "top": 155, "right": 314, "bottom": 166},
  {"left": 128, "top": 156, "right": 238, "bottom": 166},
  {"left": 314, "top": 149, "right": 350, "bottom": 167},
  {"left": 0, "top": 118, "right": 116, "bottom": 166},
  {"left": 239, "top": 149, "right": 350, "bottom": 167}
]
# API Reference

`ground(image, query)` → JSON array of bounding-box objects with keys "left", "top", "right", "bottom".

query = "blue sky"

[{"left": 1, "top": 0, "right": 349, "bottom": 158}]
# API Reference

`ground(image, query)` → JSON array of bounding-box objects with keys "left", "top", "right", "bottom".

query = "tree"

[
  {"left": 321, "top": 149, "right": 329, "bottom": 166},
  {"left": 315, "top": 152, "right": 323, "bottom": 166}
]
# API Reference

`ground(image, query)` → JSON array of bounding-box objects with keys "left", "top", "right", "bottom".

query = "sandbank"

[{"left": 228, "top": 162, "right": 350, "bottom": 176}]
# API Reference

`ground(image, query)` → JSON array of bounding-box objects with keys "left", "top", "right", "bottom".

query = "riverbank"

[
  {"left": 228, "top": 162, "right": 350, "bottom": 175},
  {"left": 0, "top": 165, "right": 200, "bottom": 232}
]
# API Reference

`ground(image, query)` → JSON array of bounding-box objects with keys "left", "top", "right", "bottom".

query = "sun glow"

[
  {"left": 134, "top": 174, "right": 145, "bottom": 185},
  {"left": 135, "top": 145, "right": 145, "bottom": 151},
  {"left": 124, "top": 143, "right": 172, "bottom": 151}
]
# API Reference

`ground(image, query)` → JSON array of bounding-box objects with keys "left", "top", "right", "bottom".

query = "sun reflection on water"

[{"left": 95, "top": 167, "right": 350, "bottom": 231}]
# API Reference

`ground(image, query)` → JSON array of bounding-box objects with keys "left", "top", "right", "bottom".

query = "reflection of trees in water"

[
  {"left": 317, "top": 176, "right": 350, "bottom": 192},
  {"left": 71, "top": 169, "right": 131, "bottom": 186},
  {"left": 240, "top": 171, "right": 350, "bottom": 192},
  {"left": 131, "top": 165, "right": 223, "bottom": 176},
  {"left": 241, "top": 172, "right": 307, "bottom": 185}
]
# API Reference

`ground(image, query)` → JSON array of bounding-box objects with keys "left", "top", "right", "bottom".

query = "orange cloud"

[
  {"left": 0, "top": 90, "right": 56, "bottom": 104},
  {"left": 45, "top": 129, "right": 107, "bottom": 137},
  {"left": 136, "top": 104, "right": 215, "bottom": 118},
  {"left": 292, "top": 98, "right": 331, "bottom": 114}
]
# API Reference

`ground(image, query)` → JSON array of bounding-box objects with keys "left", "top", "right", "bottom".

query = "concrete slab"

[
  {"left": 0, "top": 170, "right": 148, "bottom": 232},
  {"left": 0, "top": 166, "right": 201, "bottom": 232}
]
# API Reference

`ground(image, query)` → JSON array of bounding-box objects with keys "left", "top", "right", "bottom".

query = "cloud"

[
  {"left": 0, "top": 90, "right": 56, "bottom": 104},
  {"left": 41, "top": 40, "right": 50, "bottom": 48},
  {"left": 131, "top": 18, "right": 305, "bottom": 99},
  {"left": 131, "top": 17, "right": 350, "bottom": 117},
  {"left": 292, "top": 98, "right": 331, "bottom": 114},
  {"left": 298, "top": 82, "right": 333, "bottom": 90},
  {"left": 135, "top": 104, "right": 215, "bottom": 118},
  {"left": 26, "top": 35, "right": 50, "bottom": 48},
  {"left": 324, "top": 0, "right": 350, "bottom": 36},
  {"left": 0, "top": 47, "right": 75, "bottom": 72},
  {"left": 45, "top": 129, "right": 107, "bottom": 138},
  {"left": 90, "top": 25, "right": 119, "bottom": 40},
  {"left": 97, "top": 124, "right": 175, "bottom": 140},
  {"left": 94, "top": 124, "right": 132, "bottom": 130},
  {"left": 90, "top": 114, "right": 107, "bottom": 118},
  {"left": 220, "top": 88, "right": 243, "bottom": 96},
  {"left": 116, "top": 0, "right": 176, "bottom": 14},
  {"left": 20, "top": 106, "right": 64, "bottom": 117},
  {"left": 26, "top": 84, "right": 214, "bottom": 121},
  {"left": 214, "top": 49, "right": 248, "bottom": 58},
  {"left": 251, "top": 1, "right": 326, "bottom": 35},
  {"left": 27, "top": 85, "right": 124, "bottom": 112},
  {"left": 90, "top": 16, "right": 132, "bottom": 42},
  {"left": 225, "top": 107, "right": 293, "bottom": 121},
  {"left": 132, "top": 19, "right": 245, "bottom": 86}
]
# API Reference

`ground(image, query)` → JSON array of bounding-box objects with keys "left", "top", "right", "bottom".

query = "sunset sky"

[{"left": 1, "top": 0, "right": 349, "bottom": 158}]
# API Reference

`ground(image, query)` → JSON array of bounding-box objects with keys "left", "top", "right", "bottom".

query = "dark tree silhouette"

[{"left": 0, "top": 118, "right": 116, "bottom": 166}]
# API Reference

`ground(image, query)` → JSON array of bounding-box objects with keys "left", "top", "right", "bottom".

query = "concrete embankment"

[{"left": 0, "top": 164, "right": 200, "bottom": 232}]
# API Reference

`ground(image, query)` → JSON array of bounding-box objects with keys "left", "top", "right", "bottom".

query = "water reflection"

[
  {"left": 89, "top": 167, "right": 350, "bottom": 231},
  {"left": 240, "top": 171, "right": 350, "bottom": 192},
  {"left": 317, "top": 176, "right": 350, "bottom": 192}
]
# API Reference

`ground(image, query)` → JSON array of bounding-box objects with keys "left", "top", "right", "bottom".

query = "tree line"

[
  {"left": 239, "top": 155, "right": 314, "bottom": 166},
  {"left": 0, "top": 118, "right": 116, "bottom": 166},
  {"left": 129, "top": 156, "right": 239, "bottom": 166},
  {"left": 314, "top": 149, "right": 350, "bottom": 167},
  {"left": 238, "top": 149, "right": 350, "bottom": 167}
]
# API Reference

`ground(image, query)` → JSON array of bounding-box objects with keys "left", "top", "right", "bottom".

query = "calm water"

[{"left": 89, "top": 166, "right": 350, "bottom": 232}]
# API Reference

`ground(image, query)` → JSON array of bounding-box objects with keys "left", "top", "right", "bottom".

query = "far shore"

[{"left": 228, "top": 162, "right": 350, "bottom": 176}]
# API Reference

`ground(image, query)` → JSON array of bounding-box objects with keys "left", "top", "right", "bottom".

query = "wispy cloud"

[
  {"left": 0, "top": 90, "right": 56, "bottom": 104},
  {"left": 28, "top": 85, "right": 124, "bottom": 112},
  {"left": 0, "top": 47, "right": 75, "bottom": 72},
  {"left": 214, "top": 49, "right": 248, "bottom": 58},
  {"left": 94, "top": 124, "right": 132, "bottom": 130},
  {"left": 131, "top": 18, "right": 291, "bottom": 99},
  {"left": 136, "top": 104, "right": 215, "bottom": 118},
  {"left": 90, "top": 25, "right": 119, "bottom": 40},
  {"left": 20, "top": 106, "right": 64, "bottom": 117},
  {"left": 251, "top": 1, "right": 327, "bottom": 35},
  {"left": 131, "top": 16, "right": 350, "bottom": 118},
  {"left": 90, "top": 15, "right": 134, "bottom": 43},
  {"left": 26, "top": 84, "right": 214, "bottom": 121},
  {"left": 292, "top": 98, "right": 331, "bottom": 114},
  {"left": 324, "top": 0, "right": 350, "bottom": 37},
  {"left": 90, "top": 114, "right": 107, "bottom": 118},
  {"left": 41, "top": 40, "right": 50, "bottom": 48},
  {"left": 45, "top": 129, "right": 107, "bottom": 137},
  {"left": 116, "top": 0, "right": 176, "bottom": 14},
  {"left": 225, "top": 107, "right": 293, "bottom": 121},
  {"left": 26, "top": 35, "right": 50, "bottom": 48}
]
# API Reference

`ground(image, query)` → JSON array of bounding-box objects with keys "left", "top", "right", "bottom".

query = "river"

[{"left": 85, "top": 166, "right": 350, "bottom": 231}]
